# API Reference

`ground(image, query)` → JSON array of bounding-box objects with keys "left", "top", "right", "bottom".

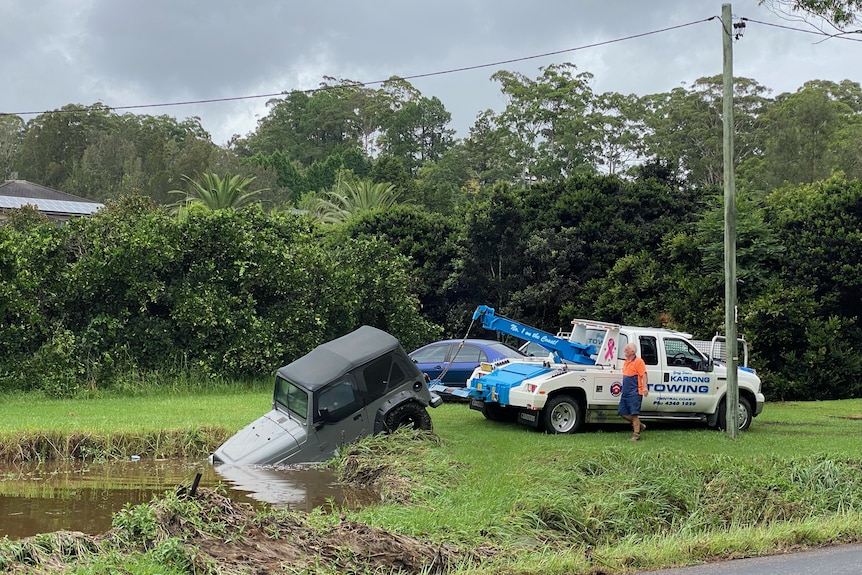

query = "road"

[{"left": 636, "top": 544, "right": 862, "bottom": 575}]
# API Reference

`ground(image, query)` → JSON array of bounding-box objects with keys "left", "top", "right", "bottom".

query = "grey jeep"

[{"left": 210, "top": 325, "right": 442, "bottom": 466}]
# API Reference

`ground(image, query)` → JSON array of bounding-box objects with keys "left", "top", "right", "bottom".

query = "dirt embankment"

[{"left": 1, "top": 487, "right": 489, "bottom": 574}]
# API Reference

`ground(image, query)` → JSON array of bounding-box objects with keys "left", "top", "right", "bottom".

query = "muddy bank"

[
  {"left": 0, "top": 427, "right": 229, "bottom": 463},
  {"left": 0, "top": 430, "right": 494, "bottom": 574},
  {"left": 0, "top": 486, "right": 487, "bottom": 574}
]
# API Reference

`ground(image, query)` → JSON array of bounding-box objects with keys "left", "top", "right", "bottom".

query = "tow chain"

[{"left": 433, "top": 314, "right": 478, "bottom": 383}]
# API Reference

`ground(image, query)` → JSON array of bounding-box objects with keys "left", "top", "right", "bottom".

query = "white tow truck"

[{"left": 433, "top": 306, "right": 765, "bottom": 434}]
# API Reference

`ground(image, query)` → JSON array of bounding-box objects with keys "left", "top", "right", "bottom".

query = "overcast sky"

[{"left": 1, "top": 0, "right": 859, "bottom": 145}]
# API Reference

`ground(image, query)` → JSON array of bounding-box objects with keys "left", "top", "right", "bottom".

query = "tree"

[
  {"left": 302, "top": 178, "right": 405, "bottom": 224},
  {"left": 414, "top": 142, "right": 472, "bottom": 213},
  {"left": 760, "top": 80, "right": 862, "bottom": 186},
  {"left": 591, "top": 91, "right": 648, "bottom": 176},
  {"left": 343, "top": 205, "right": 461, "bottom": 329},
  {"left": 16, "top": 103, "right": 114, "bottom": 190},
  {"left": 641, "top": 76, "right": 771, "bottom": 188},
  {"left": 377, "top": 82, "right": 455, "bottom": 175},
  {"left": 464, "top": 109, "right": 521, "bottom": 185},
  {"left": 759, "top": 0, "right": 862, "bottom": 31},
  {"left": 0, "top": 114, "right": 25, "bottom": 180},
  {"left": 245, "top": 78, "right": 382, "bottom": 167},
  {"left": 169, "top": 173, "right": 267, "bottom": 213},
  {"left": 490, "top": 63, "right": 600, "bottom": 180}
]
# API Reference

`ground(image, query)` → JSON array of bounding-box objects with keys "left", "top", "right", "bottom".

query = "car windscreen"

[{"left": 274, "top": 376, "right": 308, "bottom": 421}]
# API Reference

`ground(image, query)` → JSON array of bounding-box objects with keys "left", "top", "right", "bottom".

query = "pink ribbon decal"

[{"left": 604, "top": 339, "right": 615, "bottom": 361}]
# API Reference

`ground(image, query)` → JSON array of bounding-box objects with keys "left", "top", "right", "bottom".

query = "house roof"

[{"left": 0, "top": 180, "right": 103, "bottom": 217}]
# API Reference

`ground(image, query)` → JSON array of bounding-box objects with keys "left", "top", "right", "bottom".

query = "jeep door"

[{"left": 311, "top": 377, "right": 369, "bottom": 457}]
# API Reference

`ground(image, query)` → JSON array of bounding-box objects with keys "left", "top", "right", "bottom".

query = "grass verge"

[{"left": 0, "top": 393, "right": 860, "bottom": 574}]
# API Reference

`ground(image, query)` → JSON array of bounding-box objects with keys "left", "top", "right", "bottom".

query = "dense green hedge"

[
  {"left": 2, "top": 174, "right": 861, "bottom": 401},
  {"left": 0, "top": 196, "right": 439, "bottom": 396}
]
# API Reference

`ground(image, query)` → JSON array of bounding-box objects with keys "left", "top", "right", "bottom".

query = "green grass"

[
  {"left": 0, "top": 386, "right": 271, "bottom": 433},
  {"left": 2, "top": 392, "right": 861, "bottom": 573},
  {"left": 0, "top": 386, "right": 272, "bottom": 461},
  {"left": 337, "top": 399, "right": 862, "bottom": 573}
]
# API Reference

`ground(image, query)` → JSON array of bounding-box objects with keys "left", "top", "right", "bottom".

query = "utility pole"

[{"left": 722, "top": 3, "right": 739, "bottom": 439}]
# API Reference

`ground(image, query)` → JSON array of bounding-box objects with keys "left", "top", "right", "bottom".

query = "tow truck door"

[{"left": 653, "top": 336, "right": 716, "bottom": 412}]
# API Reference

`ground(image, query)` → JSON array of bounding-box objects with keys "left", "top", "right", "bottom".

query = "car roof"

[
  {"left": 277, "top": 326, "right": 405, "bottom": 391},
  {"left": 414, "top": 339, "right": 509, "bottom": 348}
]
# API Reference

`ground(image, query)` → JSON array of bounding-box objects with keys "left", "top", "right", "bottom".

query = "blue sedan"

[{"left": 409, "top": 339, "right": 525, "bottom": 394}]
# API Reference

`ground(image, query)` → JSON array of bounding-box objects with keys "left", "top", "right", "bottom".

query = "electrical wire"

[
  {"left": 1, "top": 17, "right": 717, "bottom": 118},
  {"left": 3, "top": 14, "right": 856, "bottom": 120},
  {"left": 742, "top": 17, "right": 862, "bottom": 41}
]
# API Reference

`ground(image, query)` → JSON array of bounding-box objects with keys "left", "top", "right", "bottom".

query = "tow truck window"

[
  {"left": 639, "top": 336, "right": 659, "bottom": 365},
  {"left": 274, "top": 376, "right": 308, "bottom": 420},
  {"left": 617, "top": 334, "right": 629, "bottom": 359},
  {"left": 663, "top": 338, "right": 706, "bottom": 371}
]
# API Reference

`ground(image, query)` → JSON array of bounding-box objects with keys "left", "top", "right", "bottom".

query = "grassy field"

[{"left": 1, "top": 391, "right": 861, "bottom": 574}]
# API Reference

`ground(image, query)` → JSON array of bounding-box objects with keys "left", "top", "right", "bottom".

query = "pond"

[{"left": 0, "top": 458, "right": 374, "bottom": 540}]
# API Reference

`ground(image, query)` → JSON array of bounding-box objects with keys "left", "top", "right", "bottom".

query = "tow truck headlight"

[{"left": 523, "top": 383, "right": 537, "bottom": 393}]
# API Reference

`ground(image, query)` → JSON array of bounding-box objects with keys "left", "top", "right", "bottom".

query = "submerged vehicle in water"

[{"left": 211, "top": 325, "right": 442, "bottom": 466}]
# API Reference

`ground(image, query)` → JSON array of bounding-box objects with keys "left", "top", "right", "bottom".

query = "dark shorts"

[{"left": 618, "top": 394, "right": 643, "bottom": 416}]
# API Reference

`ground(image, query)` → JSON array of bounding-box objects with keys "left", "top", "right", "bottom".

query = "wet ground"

[{"left": 0, "top": 458, "right": 373, "bottom": 540}]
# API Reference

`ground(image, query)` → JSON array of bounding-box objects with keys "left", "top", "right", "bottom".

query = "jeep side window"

[
  {"left": 362, "top": 354, "right": 407, "bottom": 402},
  {"left": 316, "top": 380, "right": 359, "bottom": 422}
]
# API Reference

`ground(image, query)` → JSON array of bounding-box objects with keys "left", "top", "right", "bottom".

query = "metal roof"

[
  {"left": 0, "top": 180, "right": 98, "bottom": 202},
  {"left": 0, "top": 196, "right": 103, "bottom": 216}
]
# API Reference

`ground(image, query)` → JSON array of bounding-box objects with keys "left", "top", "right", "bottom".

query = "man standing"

[{"left": 618, "top": 342, "right": 648, "bottom": 441}]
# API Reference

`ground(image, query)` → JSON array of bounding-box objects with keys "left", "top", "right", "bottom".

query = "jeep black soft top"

[{"left": 278, "top": 325, "right": 415, "bottom": 391}]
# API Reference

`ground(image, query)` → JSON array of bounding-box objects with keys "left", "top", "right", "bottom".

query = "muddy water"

[{"left": 0, "top": 459, "right": 374, "bottom": 540}]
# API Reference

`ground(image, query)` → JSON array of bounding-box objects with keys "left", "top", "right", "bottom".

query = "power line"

[
  {"left": 2, "top": 14, "right": 855, "bottom": 120},
  {"left": 1, "top": 17, "right": 717, "bottom": 118},
  {"left": 742, "top": 17, "right": 862, "bottom": 41}
]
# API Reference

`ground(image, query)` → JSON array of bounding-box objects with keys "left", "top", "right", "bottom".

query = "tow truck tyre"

[
  {"left": 384, "top": 402, "right": 433, "bottom": 432},
  {"left": 717, "top": 396, "right": 753, "bottom": 431},
  {"left": 481, "top": 401, "right": 519, "bottom": 422},
  {"left": 542, "top": 394, "right": 585, "bottom": 434}
]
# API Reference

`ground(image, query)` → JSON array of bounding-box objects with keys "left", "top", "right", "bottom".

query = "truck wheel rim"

[
  {"left": 737, "top": 403, "right": 749, "bottom": 428},
  {"left": 550, "top": 403, "right": 575, "bottom": 432}
]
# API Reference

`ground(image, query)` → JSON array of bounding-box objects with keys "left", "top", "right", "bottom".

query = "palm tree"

[
  {"left": 168, "top": 173, "right": 267, "bottom": 213},
  {"left": 302, "top": 179, "right": 405, "bottom": 224}
]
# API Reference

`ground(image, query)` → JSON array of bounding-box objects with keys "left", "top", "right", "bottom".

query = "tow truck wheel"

[
  {"left": 384, "top": 402, "right": 433, "bottom": 432},
  {"left": 481, "top": 402, "right": 519, "bottom": 422},
  {"left": 542, "top": 394, "right": 585, "bottom": 434},
  {"left": 716, "top": 396, "right": 753, "bottom": 431}
]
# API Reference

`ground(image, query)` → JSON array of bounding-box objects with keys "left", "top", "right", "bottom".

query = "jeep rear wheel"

[
  {"left": 383, "top": 402, "right": 433, "bottom": 432},
  {"left": 542, "top": 394, "right": 585, "bottom": 434}
]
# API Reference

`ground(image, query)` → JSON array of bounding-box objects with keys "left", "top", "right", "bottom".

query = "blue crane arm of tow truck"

[{"left": 473, "top": 305, "right": 596, "bottom": 365}]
